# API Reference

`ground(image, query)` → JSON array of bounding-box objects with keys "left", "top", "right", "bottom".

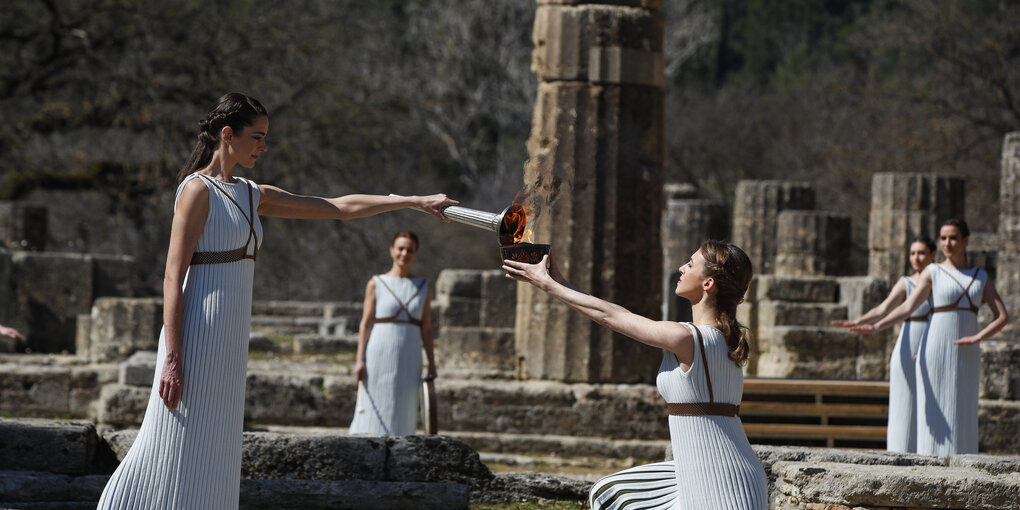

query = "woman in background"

[
  {"left": 853, "top": 219, "right": 1008, "bottom": 456},
  {"left": 833, "top": 236, "right": 935, "bottom": 452},
  {"left": 350, "top": 231, "right": 437, "bottom": 435},
  {"left": 504, "top": 240, "right": 767, "bottom": 510},
  {"left": 98, "top": 92, "right": 456, "bottom": 510}
]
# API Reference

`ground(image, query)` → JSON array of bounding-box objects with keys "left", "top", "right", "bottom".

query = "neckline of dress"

[{"left": 196, "top": 173, "right": 243, "bottom": 185}]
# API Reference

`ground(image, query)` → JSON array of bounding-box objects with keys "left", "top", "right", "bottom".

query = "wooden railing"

[{"left": 741, "top": 378, "right": 889, "bottom": 448}]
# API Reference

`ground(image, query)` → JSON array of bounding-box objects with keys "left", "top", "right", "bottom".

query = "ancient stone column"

[
  {"left": 731, "top": 180, "right": 815, "bottom": 275},
  {"left": 997, "top": 132, "right": 1020, "bottom": 314},
  {"left": 516, "top": 0, "right": 664, "bottom": 383},
  {"left": 661, "top": 183, "right": 728, "bottom": 322},
  {"left": 867, "top": 173, "right": 965, "bottom": 284},
  {"left": 775, "top": 211, "right": 851, "bottom": 277}
]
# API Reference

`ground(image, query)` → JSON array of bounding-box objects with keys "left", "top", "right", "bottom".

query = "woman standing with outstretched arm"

[
  {"left": 504, "top": 240, "right": 767, "bottom": 510},
  {"left": 97, "top": 92, "right": 458, "bottom": 510},
  {"left": 833, "top": 236, "right": 936, "bottom": 452},
  {"left": 852, "top": 219, "right": 1008, "bottom": 456}
]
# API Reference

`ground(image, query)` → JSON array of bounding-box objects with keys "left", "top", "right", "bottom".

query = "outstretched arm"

[
  {"left": 503, "top": 255, "right": 695, "bottom": 366},
  {"left": 257, "top": 185, "right": 458, "bottom": 221},
  {"left": 852, "top": 268, "right": 932, "bottom": 334},
  {"left": 955, "top": 277, "right": 1009, "bottom": 345},
  {"left": 833, "top": 279, "right": 907, "bottom": 327}
]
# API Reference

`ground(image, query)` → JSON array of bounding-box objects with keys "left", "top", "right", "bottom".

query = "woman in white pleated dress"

[
  {"left": 833, "top": 236, "right": 935, "bottom": 452},
  {"left": 853, "top": 219, "right": 1008, "bottom": 457},
  {"left": 504, "top": 240, "right": 767, "bottom": 510},
  {"left": 97, "top": 93, "right": 457, "bottom": 510},
  {"left": 350, "top": 231, "right": 437, "bottom": 435}
]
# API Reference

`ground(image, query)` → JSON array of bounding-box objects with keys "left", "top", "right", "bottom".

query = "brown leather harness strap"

[
  {"left": 930, "top": 265, "right": 980, "bottom": 315},
  {"left": 374, "top": 276, "right": 426, "bottom": 327},
  {"left": 667, "top": 325, "right": 740, "bottom": 417},
  {"left": 190, "top": 175, "right": 259, "bottom": 266}
]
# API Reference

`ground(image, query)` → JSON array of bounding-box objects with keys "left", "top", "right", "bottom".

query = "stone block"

[
  {"left": 756, "top": 326, "right": 864, "bottom": 379},
  {"left": 238, "top": 478, "right": 468, "bottom": 510},
  {"left": 436, "top": 270, "right": 482, "bottom": 299},
  {"left": 91, "top": 254, "right": 135, "bottom": 299},
  {"left": 385, "top": 435, "right": 492, "bottom": 487},
  {"left": 0, "top": 365, "right": 72, "bottom": 417},
  {"left": 251, "top": 300, "right": 329, "bottom": 317},
  {"left": 772, "top": 461, "right": 1019, "bottom": 509},
  {"left": 244, "top": 372, "right": 328, "bottom": 426},
  {"left": 118, "top": 350, "right": 156, "bottom": 386},
  {"left": 249, "top": 315, "right": 324, "bottom": 336},
  {"left": 980, "top": 338, "right": 1020, "bottom": 400},
  {"left": 248, "top": 332, "right": 292, "bottom": 353},
  {"left": 661, "top": 198, "right": 729, "bottom": 274},
  {"left": 0, "top": 201, "right": 47, "bottom": 251},
  {"left": 476, "top": 472, "right": 592, "bottom": 506},
  {"left": 537, "top": 0, "right": 664, "bottom": 8},
  {"left": 979, "top": 399, "right": 1020, "bottom": 454},
  {"left": 88, "top": 297, "right": 163, "bottom": 363},
  {"left": 999, "top": 132, "right": 1020, "bottom": 248},
  {"left": 440, "top": 326, "right": 515, "bottom": 372},
  {"left": 101, "top": 428, "right": 138, "bottom": 461},
  {"left": 74, "top": 313, "right": 91, "bottom": 357},
  {"left": 0, "top": 470, "right": 108, "bottom": 505},
  {"left": 92, "top": 383, "right": 149, "bottom": 426},
  {"left": 869, "top": 172, "right": 966, "bottom": 215},
  {"left": 292, "top": 333, "right": 358, "bottom": 354},
  {"left": 755, "top": 275, "right": 839, "bottom": 303},
  {"left": 241, "top": 431, "right": 387, "bottom": 480},
  {"left": 0, "top": 418, "right": 100, "bottom": 475},
  {"left": 480, "top": 270, "right": 516, "bottom": 328},
  {"left": 532, "top": 4, "right": 663, "bottom": 84},
  {"left": 757, "top": 302, "right": 847, "bottom": 329},
  {"left": 835, "top": 276, "right": 890, "bottom": 321},
  {"left": 950, "top": 453, "right": 1020, "bottom": 474},
  {"left": 775, "top": 211, "right": 851, "bottom": 276},
  {"left": 732, "top": 180, "right": 815, "bottom": 275},
  {"left": 11, "top": 252, "right": 95, "bottom": 353},
  {"left": 437, "top": 297, "right": 481, "bottom": 329}
]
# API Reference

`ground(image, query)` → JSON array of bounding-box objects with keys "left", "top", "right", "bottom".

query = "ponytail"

[{"left": 698, "top": 240, "right": 754, "bottom": 367}]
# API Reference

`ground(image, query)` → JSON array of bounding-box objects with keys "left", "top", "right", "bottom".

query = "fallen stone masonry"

[{"left": 4, "top": 418, "right": 1020, "bottom": 509}]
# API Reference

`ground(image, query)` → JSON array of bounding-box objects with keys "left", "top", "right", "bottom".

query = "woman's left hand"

[
  {"left": 503, "top": 255, "right": 553, "bottom": 290},
  {"left": 954, "top": 335, "right": 982, "bottom": 345},
  {"left": 849, "top": 324, "right": 878, "bottom": 335}
]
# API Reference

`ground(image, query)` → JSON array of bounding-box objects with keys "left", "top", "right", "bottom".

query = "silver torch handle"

[{"left": 390, "top": 194, "right": 503, "bottom": 233}]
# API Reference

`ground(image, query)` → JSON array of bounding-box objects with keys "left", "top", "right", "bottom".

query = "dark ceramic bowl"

[{"left": 499, "top": 243, "right": 551, "bottom": 265}]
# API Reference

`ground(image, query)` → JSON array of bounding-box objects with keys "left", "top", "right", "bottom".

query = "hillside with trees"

[{"left": 1, "top": 0, "right": 1017, "bottom": 299}]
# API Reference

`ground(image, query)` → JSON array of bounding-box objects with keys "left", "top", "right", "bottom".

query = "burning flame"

[{"left": 502, "top": 204, "right": 527, "bottom": 244}]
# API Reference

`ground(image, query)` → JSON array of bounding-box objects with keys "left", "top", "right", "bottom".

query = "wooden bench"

[{"left": 740, "top": 378, "right": 890, "bottom": 448}]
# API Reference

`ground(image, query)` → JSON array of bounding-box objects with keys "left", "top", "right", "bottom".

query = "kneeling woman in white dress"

[
  {"left": 504, "top": 240, "right": 767, "bottom": 510},
  {"left": 350, "top": 231, "right": 437, "bottom": 436}
]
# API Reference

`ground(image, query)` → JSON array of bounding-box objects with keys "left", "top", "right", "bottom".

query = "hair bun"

[{"left": 198, "top": 119, "right": 211, "bottom": 132}]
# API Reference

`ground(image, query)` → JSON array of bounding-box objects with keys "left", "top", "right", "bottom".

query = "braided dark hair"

[
  {"left": 177, "top": 93, "right": 269, "bottom": 185},
  {"left": 699, "top": 240, "right": 754, "bottom": 366}
]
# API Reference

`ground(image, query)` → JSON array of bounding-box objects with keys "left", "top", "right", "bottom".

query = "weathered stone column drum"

[
  {"left": 997, "top": 132, "right": 1020, "bottom": 314},
  {"left": 516, "top": 0, "right": 665, "bottom": 383},
  {"left": 775, "top": 210, "right": 851, "bottom": 277},
  {"left": 732, "top": 180, "right": 815, "bottom": 275},
  {"left": 661, "top": 186, "right": 728, "bottom": 322},
  {"left": 867, "top": 173, "right": 965, "bottom": 285}
]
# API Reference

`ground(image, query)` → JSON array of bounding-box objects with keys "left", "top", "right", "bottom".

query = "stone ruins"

[{"left": 3, "top": 1, "right": 1020, "bottom": 508}]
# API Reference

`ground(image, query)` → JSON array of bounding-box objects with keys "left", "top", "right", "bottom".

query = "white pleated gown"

[
  {"left": 349, "top": 275, "right": 427, "bottom": 436},
  {"left": 98, "top": 174, "right": 262, "bottom": 509},
  {"left": 916, "top": 264, "right": 985, "bottom": 457},
  {"left": 886, "top": 276, "right": 931, "bottom": 453},
  {"left": 589, "top": 324, "right": 767, "bottom": 510}
]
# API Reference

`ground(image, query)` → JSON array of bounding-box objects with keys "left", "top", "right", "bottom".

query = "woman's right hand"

[
  {"left": 416, "top": 194, "right": 459, "bottom": 222},
  {"left": 354, "top": 360, "right": 367, "bottom": 382},
  {"left": 831, "top": 319, "right": 856, "bottom": 328},
  {"left": 159, "top": 351, "right": 184, "bottom": 410}
]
